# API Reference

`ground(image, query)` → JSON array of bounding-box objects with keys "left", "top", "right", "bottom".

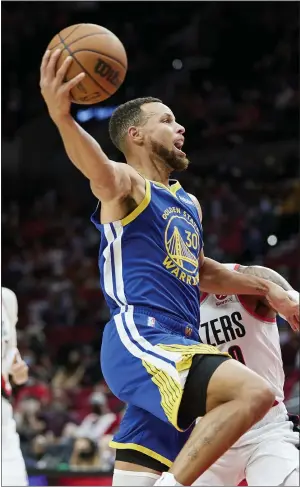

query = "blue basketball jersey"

[{"left": 91, "top": 179, "right": 203, "bottom": 330}]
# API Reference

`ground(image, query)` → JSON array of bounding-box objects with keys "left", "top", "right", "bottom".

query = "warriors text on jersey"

[
  {"left": 91, "top": 179, "right": 203, "bottom": 330},
  {"left": 199, "top": 264, "right": 284, "bottom": 403}
]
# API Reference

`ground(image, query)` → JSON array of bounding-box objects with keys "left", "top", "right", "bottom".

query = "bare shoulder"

[
  {"left": 95, "top": 163, "right": 148, "bottom": 224},
  {"left": 109, "top": 162, "right": 146, "bottom": 199},
  {"left": 187, "top": 193, "right": 202, "bottom": 222},
  {"left": 90, "top": 161, "right": 145, "bottom": 203}
]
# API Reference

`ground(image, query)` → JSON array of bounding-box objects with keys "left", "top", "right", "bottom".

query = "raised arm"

[{"left": 40, "top": 49, "right": 141, "bottom": 202}]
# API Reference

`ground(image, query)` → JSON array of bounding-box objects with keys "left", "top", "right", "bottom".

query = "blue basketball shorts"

[
  {"left": 101, "top": 306, "right": 226, "bottom": 431},
  {"left": 111, "top": 403, "right": 193, "bottom": 468}
]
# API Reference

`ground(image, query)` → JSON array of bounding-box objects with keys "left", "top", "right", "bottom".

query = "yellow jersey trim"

[
  {"left": 121, "top": 179, "right": 151, "bottom": 226},
  {"left": 170, "top": 181, "right": 181, "bottom": 194},
  {"left": 109, "top": 441, "right": 172, "bottom": 468},
  {"left": 150, "top": 180, "right": 181, "bottom": 196}
]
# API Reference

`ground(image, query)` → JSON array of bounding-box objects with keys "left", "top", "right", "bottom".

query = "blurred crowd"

[
  {"left": 2, "top": 2, "right": 299, "bottom": 148},
  {"left": 1, "top": 0, "right": 299, "bottom": 474}
]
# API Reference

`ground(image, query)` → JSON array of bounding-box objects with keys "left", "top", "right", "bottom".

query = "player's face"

[{"left": 141, "top": 103, "right": 189, "bottom": 171}]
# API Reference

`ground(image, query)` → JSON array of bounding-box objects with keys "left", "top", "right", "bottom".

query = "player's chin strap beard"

[{"left": 150, "top": 141, "right": 189, "bottom": 174}]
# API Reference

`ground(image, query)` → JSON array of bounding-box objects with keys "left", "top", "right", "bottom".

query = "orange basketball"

[{"left": 47, "top": 24, "right": 128, "bottom": 105}]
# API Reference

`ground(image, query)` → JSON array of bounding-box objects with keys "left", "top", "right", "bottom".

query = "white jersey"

[
  {"left": 1, "top": 288, "right": 28, "bottom": 486},
  {"left": 196, "top": 265, "right": 299, "bottom": 485},
  {"left": 2, "top": 287, "right": 18, "bottom": 396},
  {"left": 199, "top": 264, "right": 285, "bottom": 404}
]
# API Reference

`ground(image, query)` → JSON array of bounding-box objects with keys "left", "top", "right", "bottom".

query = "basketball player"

[
  {"left": 2, "top": 287, "right": 29, "bottom": 486},
  {"left": 112, "top": 265, "right": 299, "bottom": 487},
  {"left": 40, "top": 49, "right": 299, "bottom": 486}
]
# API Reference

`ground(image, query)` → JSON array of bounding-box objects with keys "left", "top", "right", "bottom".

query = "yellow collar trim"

[{"left": 150, "top": 180, "right": 181, "bottom": 195}]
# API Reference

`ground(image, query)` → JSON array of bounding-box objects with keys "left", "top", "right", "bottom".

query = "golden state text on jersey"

[{"left": 91, "top": 179, "right": 203, "bottom": 329}]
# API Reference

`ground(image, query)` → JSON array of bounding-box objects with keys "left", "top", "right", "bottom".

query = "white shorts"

[
  {"left": 194, "top": 404, "right": 299, "bottom": 486},
  {"left": 2, "top": 398, "right": 28, "bottom": 486}
]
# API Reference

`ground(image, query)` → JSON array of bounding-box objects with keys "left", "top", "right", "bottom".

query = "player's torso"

[
  {"left": 92, "top": 179, "right": 203, "bottom": 328},
  {"left": 199, "top": 271, "right": 284, "bottom": 402}
]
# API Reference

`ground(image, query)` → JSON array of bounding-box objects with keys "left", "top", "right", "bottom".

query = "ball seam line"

[
  {"left": 58, "top": 32, "right": 111, "bottom": 97},
  {"left": 71, "top": 48, "right": 127, "bottom": 71},
  {"left": 65, "top": 32, "right": 117, "bottom": 50},
  {"left": 50, "top": 24, "right": 81, "bottom": 51}
]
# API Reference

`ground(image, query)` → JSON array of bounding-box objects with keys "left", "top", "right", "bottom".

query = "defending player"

[
  {"left": 2, "top": 288, "right": 29, "bottom": 486},
  {"left": 195, "top": 264, "right": 299, "bottom": 486},
  {"left": 112, "top": 265, "right": 299, "bottom": 487},
  {"left": 40, "top": 49, "right": 299, "bottom": 486}
]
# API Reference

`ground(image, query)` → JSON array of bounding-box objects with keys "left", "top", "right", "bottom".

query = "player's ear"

[{"left": 128, "top": 126, "right": 143, "bottom": 146}]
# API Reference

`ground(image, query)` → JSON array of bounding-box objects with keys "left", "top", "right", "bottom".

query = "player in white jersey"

[
  {"left": 2, "top": 287, "right": 29, "bottom": 486},
  {"left": 112, "top": 264, "right": 299, "bottom": 487},
  {"left": 196, "top": 263, "right": 299, "bottom": 487}
]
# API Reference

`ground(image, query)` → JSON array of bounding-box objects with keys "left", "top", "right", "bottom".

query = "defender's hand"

[
  {"left": 11, "top": 351, "right": 29, "bottom": 386},
  {"left": 266, "top": 285, "right": 299, "bottom": 331},
  {"left": 40, "top": 49, "right": 85, "bottom": 124}
]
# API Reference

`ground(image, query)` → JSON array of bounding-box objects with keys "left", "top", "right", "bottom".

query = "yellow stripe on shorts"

[
  {"left": 159, "top": 343, "right": 230, "bottom": 373},
  {"left": 142, "top": 343, "right": 230, "bottom": 431}
]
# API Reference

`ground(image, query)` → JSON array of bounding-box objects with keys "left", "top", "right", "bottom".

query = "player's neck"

[{"left": 127, "top": 150, "right": 171, "bottom": 187}]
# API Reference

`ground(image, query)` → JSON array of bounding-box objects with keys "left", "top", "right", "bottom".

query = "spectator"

[
  {"left": 52, "top": 350, "right": 85, "bottom": 390},
  {"left": 76, "top": 392, "right": 117, "bottom": 442},
  {"left": 69, "top": 438, "right": 100, "bottom": 470}
]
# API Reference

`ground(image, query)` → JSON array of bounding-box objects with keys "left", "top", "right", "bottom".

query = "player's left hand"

[
  {"left": 266, "top": 284, "right": 299, "bottom": 331},
  {"left": 11, "top": 351, "right": 29, "bottom": 385}
]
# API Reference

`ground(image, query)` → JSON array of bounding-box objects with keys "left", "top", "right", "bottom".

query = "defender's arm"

[
  {"left": 189, "top": 194, "right": 299, "bottom": 327},
  {"left": 237, "top": 265, "right": 299, "bottom": 329},
  {"left": 237, "top": 265, "right": 294, "bottom": 293}
]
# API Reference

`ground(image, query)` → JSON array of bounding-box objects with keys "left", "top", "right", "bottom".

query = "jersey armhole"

[
  {"left": 90, "top": 179, "right": 151, "bottom": 230},
  {"left": 121, "top": 179, "right": 151, "bottom": 226},
  {"left": 236, "top": 295, "right": 276, "bottom": 324}
]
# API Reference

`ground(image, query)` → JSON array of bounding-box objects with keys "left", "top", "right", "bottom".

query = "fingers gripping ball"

[{"left": 47, "top": 24, "right": 128, "bottom": 104}]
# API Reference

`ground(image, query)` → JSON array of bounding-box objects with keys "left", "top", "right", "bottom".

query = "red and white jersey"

[
  {"left": 199, "top": 264, "right": 285, "bottom": 404},
  {"left": 2, "top": 287, "right": 18, "bottom": 397}
]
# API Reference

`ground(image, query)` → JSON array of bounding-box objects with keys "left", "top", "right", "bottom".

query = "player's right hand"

[
  {"left": 266, "top": 285, "right": 299, "bottom": 331},
  {"left": 40, "top": 49, "right": 85, "bottom": 124}
]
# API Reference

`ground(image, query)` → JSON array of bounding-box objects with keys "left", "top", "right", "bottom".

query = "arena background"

[{"left": 1, "top": 1, "right": 299, "bottom": 485}]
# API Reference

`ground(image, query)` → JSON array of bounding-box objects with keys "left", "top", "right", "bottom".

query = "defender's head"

[{"left": 109, "top": 97, "right": 189, "bottom": 171}]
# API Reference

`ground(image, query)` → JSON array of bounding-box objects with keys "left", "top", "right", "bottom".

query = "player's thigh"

[
  {"left": 178, "top": 354, "right": 230, "bottom": 428},
  {"left": 178, "top": 353, "right": 273, "bottom": 428},
  {"left": 113, "top": 468, "right": 159, "bottom": 486},
  {"left": 192, "top": 446, "right": 245, "bottom": 486},
  {"left": 204, "top": 357, "right": 273, "bottom": 413},
  {"left": 111, "top": 404, "right": 192, "bottom": 471},
  {"left": 246, "top": 440, "right": 299, "bottom": 486},
  {"left": 102, "top": 311, "right": 228, "bottom": 429}
]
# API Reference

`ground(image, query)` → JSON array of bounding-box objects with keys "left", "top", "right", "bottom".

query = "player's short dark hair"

[{"left": 109, "top": 97, "right": 162, "bottom": 152}]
